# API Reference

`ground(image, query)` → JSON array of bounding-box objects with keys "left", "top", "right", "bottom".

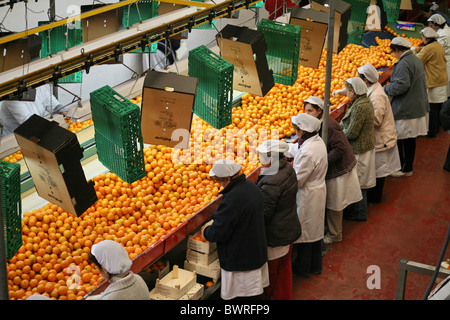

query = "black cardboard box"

[
  {"left": 216, "top": 24, "right": 274, "bottom": 97},
  {"left": 14, "top": 115, "right": 97, "bottom": 217}
]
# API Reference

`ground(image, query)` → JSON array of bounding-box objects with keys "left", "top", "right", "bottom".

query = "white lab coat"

[
  {"left": 0, "top": 85, "right": 62, "bottom": 136},
  {"left": 437, "top": 25, "right": 450, "bottom": 96},
  {"left": 286, "top": 134, "right": 328, "bottom": 244}
]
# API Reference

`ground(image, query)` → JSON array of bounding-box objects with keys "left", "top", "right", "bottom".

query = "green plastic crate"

[
  {"left": 188, "top": 45, "right": 234, "bottom": 129},
  {"left": 39, "top": 21, "right": 83, "bottom": 83},
  {"left": 90, "top": 86, "right": 146, "bottom": 183},
  {"left": 0, "top": 160, "right": 22, "bottom": 260},
  {"left": 257, "top": 19, "right": 301, "bottom": 86},
  {"left": 382, "top": 0, "right": 401, "bottom": 24}
]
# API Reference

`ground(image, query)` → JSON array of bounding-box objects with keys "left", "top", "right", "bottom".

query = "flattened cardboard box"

[
  {"left": 141, "top": 71, "right": 198, "bottom": 149},
  {"left": 0, "top": 33, "right": 41, "bottom": 73},
  {"left": 216, "top": 24, "right": 274, "bottom": 97},
  {"left": 290, "top": 8, "right": 329, "bottom": 69},
  {"left": 14, "top": 115, "right": 97, "bottom": 217},
  {"left": 81, "top": 4, "right": 120, "bottom": 43}
]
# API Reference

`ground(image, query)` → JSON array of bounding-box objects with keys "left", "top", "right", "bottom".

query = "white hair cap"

[
  {"left": 391, "top": 36, "right": 412, "bottom": 48},
  {"left": 291, "top": 113, "right": 322, "bottom": 133},
  {"left": 345, "top": 77, "right": 368, "bottom": 95},
  {"left": 421, "top": 26, "right": 439, "bottom": 38},
  {"left": 209, "top": 158, "right": 242, "bottom": 178},
  {"left": 91, "top": 240, "right": 132, "bottom": 275},
  {"left": 358, "top": 63, "right": 379, "bottom": 83},
  {"left": 428, "top": 13, "right": 446, "bottom": 25},
  {"left": 257, "top": 139, "right": 289, "bottom": 154},
  {"left": 304, "top": 96, "right": 324, "bottom": 110}
]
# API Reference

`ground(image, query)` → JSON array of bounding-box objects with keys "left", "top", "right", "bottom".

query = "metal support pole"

[
  {"left": 0, "top": 174, "right": 9, "bottom": 300},
  {"left": 322, "top": 0, "right": 335, "bottom": 146}
]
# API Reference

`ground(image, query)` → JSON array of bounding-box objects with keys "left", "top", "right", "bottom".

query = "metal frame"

[{"left": 395, "top": 258, "right": 450, "bottom": 300}]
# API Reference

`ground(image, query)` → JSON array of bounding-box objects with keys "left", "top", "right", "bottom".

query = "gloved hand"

[
  {"left": 201, "top": 219, "right": 214, "bottom": 239},
  {"left": 332, "top": 88, "right": 347, "bottom": 98}
]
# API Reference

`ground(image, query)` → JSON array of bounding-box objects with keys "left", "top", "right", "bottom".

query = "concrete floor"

[{"left": 292, "top": 130, "right": 450, "bottom": 300}]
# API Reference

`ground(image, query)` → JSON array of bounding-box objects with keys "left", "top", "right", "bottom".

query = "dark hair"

[
  {"left": 389, "top": 43, "right": 410, "bottom": 53},
  {"left": 88, "top": 252, "right": 115, "bottom": 278},
  {"left": 210, "top": 170, "right": 242, "bottom": 183},
  {"left": 358, "top": 73, "right": 375, "bottom": 85},
  {"left": 304, "top": 102, "right": 323, "bottom": 119}
]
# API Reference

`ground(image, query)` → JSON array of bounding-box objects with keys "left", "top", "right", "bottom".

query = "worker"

[
  {"left": 303, "top": 96, "right": 362, "bottom": 244},
  {"left": 0, "top": 84, "right": 66, "bottom": 137},
  {"left": 384, "top": 37, "right": 429, "bottom": 177},
  {"left": 421, "top": 2, "right": 450, "bottom": 27},
  {"left": 255, "top": 139, "right": 301, "bottom": 300},
  {"left": 86, "top": 240, "right": 149, "bottom": 300},
  {"left": 285, "top": 113, "right": 328, "bottom": 278},
  {"left": 202, "top": 159, "right": 268, "bottom": 300},
  {"left": 357, "top": 64, "right": 401, "bottom": 203}
]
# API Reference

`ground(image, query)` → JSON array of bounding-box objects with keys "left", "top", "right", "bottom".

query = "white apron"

[
  {"left": 325, "top": 165, "right": 363, "bottom": 211},
  {"left": 375, "top": 145, "right": 402, "bottom": 178},
  {"left": 288, "top": 135, "right": 328, "bottom": 244},
  {"left": 354, "top": 149, "right": 376, "bottom": 189}
]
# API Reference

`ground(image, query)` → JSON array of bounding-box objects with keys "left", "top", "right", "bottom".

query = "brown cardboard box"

[
  {"left": 141, "top": 71, "right": 198, "bottom": 149},
  {"left": 81, "top": 4, "right": 120, "bottom": 43},
  {"left": 290, "top": 7, "right": 329, "bottom": 69},
  {"left": 216, "top": 24, "right": 274, "bottom": 97},
  {"left": 310, "top": 0, "right": 352, "bottom": 53},
  {"left": 14, "top": 115, "right": 97, "bottom": 217},
  {"left": 0, "top": 33, "right": 41, "bottom": 72}
]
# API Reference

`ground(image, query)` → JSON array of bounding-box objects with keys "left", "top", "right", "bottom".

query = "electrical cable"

[{"left": 423, "top": 222, "right": 450, "bottom": 299}]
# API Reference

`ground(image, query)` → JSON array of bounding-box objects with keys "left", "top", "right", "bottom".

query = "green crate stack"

[
  {"left": 344, "top": 0, "right": 371, "bottom": 45},
  {"left": 188, "top": 45, "right": 234, "bottom": 129},
  {"left": 39, "top": 21, "right": 83, "bottom": 83},
  {"left": 191, "top": 0, "right": 216, "bottom": 30},
  {"left": 0, "top": 160, "right": 22, "bottom": 260},
  {"left": 123, "top": 0, "right": 159, "bottom": 53},
  {"left": 257, "top": 19, "right": 301, "bottom": 86},
  {"left": 382, "top": 0, "right": 401, "bottom": 24},
  {"left": 90, "top": 86, "right": 146, "bottom": 184}
]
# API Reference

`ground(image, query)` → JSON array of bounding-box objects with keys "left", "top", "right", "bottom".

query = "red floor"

[{"left": 292, "top": 130, "right": 450, "bottom": 300}]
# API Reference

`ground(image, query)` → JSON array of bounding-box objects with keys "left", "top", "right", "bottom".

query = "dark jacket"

[
  {"left": 320, "top": 117, "right": 357, "bottom": 180},
  {"left": 256, "top": 157, "right": 301, "bottom": 247},
  {"left": 341, "top": 94, "right": 376, "bottom": 154},
  {"left": 384, "top": 50, "right": 430, "bottom": 120},
  {"left": 203, "top": 174, "right": 267, "bottom": 272}
]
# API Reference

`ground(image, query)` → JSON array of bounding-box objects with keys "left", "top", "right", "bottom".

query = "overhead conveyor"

[{"left": 0, "top": 0, "right": 262, "bottom": 101}]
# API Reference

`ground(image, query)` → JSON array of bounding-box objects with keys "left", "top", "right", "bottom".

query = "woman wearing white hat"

[
  {"left": 413, "top": 27, "right": 448, "bottom": 138},
  {"left": 357, "top": 64, "right": 401, "bottom": 202},
  {"left": 255, "top": 139, "right": 301, "bottom": 299},
  {"left": 428, "top": 13, "right": 450, "bottom": 99},
  {"left": 338, "top": 77, "right": 376, "bottom": 222},
  {"left": 285, "top": 113, "right": 328, "bottom": 277},
  {"left": 202, "top": 159, "right": 268, "bottom": 300},
  {"left": 86, "top": 240, "right": 150, "bottom": 300},
  {"left": 384, "top": 37, "right": 429, "bottom": 177},
  {"left": 303, "top": 96, "right": 362, "bottom": 244}
]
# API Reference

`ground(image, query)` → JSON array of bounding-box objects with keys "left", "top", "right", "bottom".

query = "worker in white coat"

[{"left": 285, "top": 113, "right": 328, "bottom": 278}]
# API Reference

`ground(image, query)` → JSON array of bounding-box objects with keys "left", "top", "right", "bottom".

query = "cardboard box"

[
  {"left": 81, "top": 4, "right": 120, "bottom": 43},
  {"left": 141, "top": 71, "right": 198, "bottom": 149},
  {"left": 154, "top": 265, "right": 197, "bottom": 299},
  {"left": 290, "top": 7, "right": 329, "bottom": 69},
  {"left": 187, "top": 231, "right": 217, "bottom": 255},
  {"left": 0, "top": 33, "right": 42, "bottom": 72},
  {"left": 184, "top": 258, "right": 221, "bottom": 280},
  {"left": 14, "top": 115, "right": 97, "bottom": 217},
  {"left": 216, "top": 24, "right": 274, "bottom": 97},
  {"left": 310, "top": 0, "right": 351, "bottom": 53}
]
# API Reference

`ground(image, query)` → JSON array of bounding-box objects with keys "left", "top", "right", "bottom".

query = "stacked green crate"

[
  {"left": 191, "top": 0, "right": 216, "bottom": 30},
  {"left": 344, "top": 0, "right": 371, "bottom": 45},
  {"left": 188, "top": 45, "right": 234, "bottom": 129},
  {"left": 382, "top": 0, "right": 401, "bottom": 24},
  {"left": 123, "top": 0, "right": 159, "bottom": 53},
  {"left": 39, "top": 21, "right": 83, "bottom": 83},
  {"left": 257, "top": 19, "right": 301, "bottom": 86},
  {"left": 90, "top": 86, "right": 146, "bottom": 184},
  {"left": 0, "top": 160, "right": 22, "bottom": 260}
]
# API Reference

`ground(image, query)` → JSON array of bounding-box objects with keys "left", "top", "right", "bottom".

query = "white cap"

[
  {"left": 304, "top": 96, "right": 324, "bottom": 110},
  {"left": 358, "top": 63, "right": 379, "bottom": 83},
  {"left": 391, "top": 36, "right": 412, "bottom": 48},
  {"left": 209, "top": 159, "right": 242, "bottom": 178},
  {"left": 345, "top": 77, "right": 368, "bottom": 95},
  {"left": 421, "top": 26, "right": 439, "bottom": 38},
  {"left": 428, "top": 13, "right": 446, "bottom": 25},
  {"left": 91, "top": 240, "right": 132, "bottom": 275},
  {"left": 257, "top": 139, "right": 289, "bottom": 154},
  {"left": 291, "top": 113, "right": 322, "bottom": 133}
]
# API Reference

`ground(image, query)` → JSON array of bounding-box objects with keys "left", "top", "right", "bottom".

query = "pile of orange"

[
  {"left": 1, "top": 151, "right": 23, "bottom": 163},
  {"left": 7, "top": 39, "right": 412, "bottom": 300}
]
